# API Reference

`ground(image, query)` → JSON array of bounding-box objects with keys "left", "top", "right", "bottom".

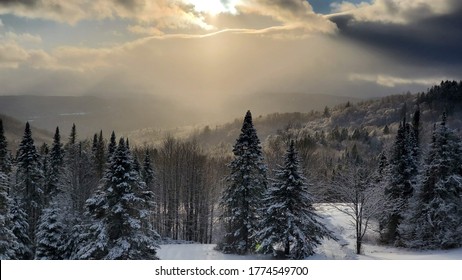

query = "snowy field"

[{"left": 158, "top": 204, "right": 462, "bottom": 260}]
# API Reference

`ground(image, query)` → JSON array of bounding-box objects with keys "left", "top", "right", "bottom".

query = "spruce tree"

[
  {"left": 15, "top": 122, "right": 43, "bottom": 247},
  {"left": 35, "top": 199, "right": 67, "bottom": 259},
  {"left": 69, "top": 123, "right": 77, "bottom": 146},
  {"left": 0, "top": 171, "right": 17, "bottom": 259},
  {"left": 76, "top": 138, "right": 159, "bottom": 260},
  {"left": 401, "top": 113, "right": 462, "bottom": 249},
  {"left": 48, "top": 127, "right": 64, "bottom": 198},
  {"left": 219, "top": 110, "right": 267, "bottom": 255},
  {"left": 107, "top": 131, "right": 117, "bottom": 160},
  {"left": 9, "top": 198, "right": 33, "bottom": 259},
  {"left": 0, "top": 119, "right": 12, "bottom": 174},
  {"left": 142, "top": 150, "right": 155, "bottom": 190},
  {"left": 381, "top": 118, "right": 416, "bottom": 244},
  {"left": 257, "top": 141, "right": 332, "bottom": 259},
  {"left": 93, "top": 130, "right": 105, "bottom": 178}
]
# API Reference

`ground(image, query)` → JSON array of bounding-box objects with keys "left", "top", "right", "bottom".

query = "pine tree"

[
  {"left": 257, "top": 141, "right": 332, "bottom": 259},
  {"left": 48, "top": 127, "right": 64, "bottom": 198},
  {"left": 68, "top": 123, "right": 77, "bottom": 146},
  {"left": 40, "top": 143, "right": 53, "bottom": 205},
  {"left": 0, "top": 119, "right": 12, "bottom": 174},
  {"left": 218, "top": 110, "right": 267, "bottom": 255},
  {"left": 15, "top": 122, "right": 43, "bottom": 246},
  {"left": 107, "top": 131, "right": 117, "bottom": 160},
  {"left": 401, "top": 113, "right": 462, "bottom": 249},
  {"left": 93, "top": 130, "right": 105, "bottom": 178},
  {"left": 142, "top": 150, "right": 155, "bottom": 190},
  {"left": 411, "top": 107, "right": 421, "bottom": 152},
  {"left": 0, "top": 171, "right": 17, "bottom": 259},
  {"left": 9, "top": 198, "right": 33, "bottom": 259},
  {"left": 76, "top": 138, "right": 159, "bottom": 260},
  {"left": 35, "top": 199, "right": 67, "bottom": 259},
  {"left": 381, "top": 118, "right": 416, "bottom": 244}
]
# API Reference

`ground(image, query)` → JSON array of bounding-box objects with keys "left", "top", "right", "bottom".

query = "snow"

[
  {"left": 158, "top": 244, "right": 271, "bottom": 260},
  {"left": 157, "top": 204, "right": 462, "bottom": 260}
]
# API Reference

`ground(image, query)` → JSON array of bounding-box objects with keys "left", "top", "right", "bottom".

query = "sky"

[{"left": 0, "top": 0, "right": 461, "bottom": 106}]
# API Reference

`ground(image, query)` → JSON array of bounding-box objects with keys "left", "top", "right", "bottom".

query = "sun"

[{"left": 187, "top": 0, "right": 238, "bottom": 16}]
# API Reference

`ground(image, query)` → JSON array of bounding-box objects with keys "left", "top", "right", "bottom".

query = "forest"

[{"left": 1, "top": 81, "right": 462, "bottom": 260}]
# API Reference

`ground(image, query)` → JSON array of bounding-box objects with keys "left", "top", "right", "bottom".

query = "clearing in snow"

[{"left": 157, "top": 205, "right": 462, "bottom": 260}]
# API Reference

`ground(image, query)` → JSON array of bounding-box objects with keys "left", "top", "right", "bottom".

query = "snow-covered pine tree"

[
  {"left": 218, "top": 110, "right": 268, "bottom": 255},
  {"left": 107, "top": 131, "right": 117, "bottom": 161},
  {"left": 92, "top": 130, "right": 106, "bottom": 179},
  {"left": 15, "top": 122, "right": 44, "bottom": 247},
  {"left": 76, "top": 138, "right": 160, "bottom": 260},
  {"left": 257, "top": 141, "right": 332, "bottom": 259},
  {"left": 9, "top": 198, "right": 33, "bottom": 259},
  {"left": 401, "top": 113, "right": 462, "bottom": 249},
  {"left": 0, "top": 171, "right": 17, "bottom": 259},
  {"left": 36, "top": 129, "right": 69, "bottom": 259},
  {"left": 381, "top": 118, "right": 416, "bottom": 245},
  {"left": 35, "top": 199, "right": 67, "bottom": 259},
  {"left": 48, "top": 127, "right": 64, "bottom": 199},
  {"left": 0, "top": 119, "right": 12, "bottom": 174},
  {"left": 142, "top": 150, "right": 155, "bottom": 190}
]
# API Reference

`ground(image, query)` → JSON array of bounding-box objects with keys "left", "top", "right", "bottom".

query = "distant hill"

[
  {"left": 0, "top": 113, "right": 53, "bottom": 153},
  {"left": 0, "top": 93, "right": 360, "bottom": 138},
  {"left": 230, "top": 92, "right": 362, "bottom": 116}
]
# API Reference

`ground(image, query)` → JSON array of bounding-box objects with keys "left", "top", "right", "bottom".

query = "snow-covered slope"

[{"left": 157, "top": 204, "right": 462, "bottom": 260}]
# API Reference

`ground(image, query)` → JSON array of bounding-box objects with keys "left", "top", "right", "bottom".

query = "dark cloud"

[
  {"left": 330, "top": 5, "right": 462, "bottom": 69},
  {"left": 0, "top": 0, "right": 37, "bottom": 7},
  {"left": 114, "top": 0, "right": 143, "bottom": 11}
]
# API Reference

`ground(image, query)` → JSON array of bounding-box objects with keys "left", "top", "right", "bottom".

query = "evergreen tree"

[
  {"left": 9, "top": 198, "right": 33, "bottom": 259},
  {"left": 40, "top": 143, "right": 52, "bottom": 205},
  {"left": 257, "top": 141, "right": 332, "bottom": 259},
  {"left": 401, "top": 113, "right": 462, "bottom": 249},
  {"left": 0, "top": 171, "right": 17, "bottom": 259},
  {"left": 35, "top": 199, "right": 67, "bottom": 259},
  {"left": 76, "top": 138, "right": 159, "bottom": 260},
  {"left": 48, "top": 127, "right": 64, "bottom": 197},
  {"left": 381, "top": 118, "right": 416, "bottom": 245},
  {"left": 142, "top": 150, "right": 155, "bottom": 190},
  {"left": 218, "top": 110, "right": 267, "bottom": 255},
  {"left": 68, "top": 123, "right": 77, "bottom": 146},
  {"left": 0, "top": 119, "right": 12, "bottom": 174},
  {"left": 93, "top": 130, "right": 106, "bottom": 178},
  {"left": 107, "top": 131, "right": 117, "bottom": 160},
  {"left": 15, "top": 122, "right": 43, "bottom": 246},
  {"left": 411, "top": 107, "right": 421, "bottom": 152},
  {"left": 383, "top": 125, "right": 390, "bottom": 135}
]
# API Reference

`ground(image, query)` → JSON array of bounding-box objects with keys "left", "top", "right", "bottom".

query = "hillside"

[
  {"left": 0, "top": 113, "right": 53, "bottom": 153},
  {"left": 0, "top": 93, "right": 358, "bottom": 138}
]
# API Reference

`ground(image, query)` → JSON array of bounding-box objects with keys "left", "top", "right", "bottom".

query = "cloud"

[
  {"left": 0, "top": 30, "right": 42, "bottom": 68},
  {"left": 349, "top": 73, "right": 453, "bottom": 88},
  {"left": 329, "top": 0, "right": 462, "bottom": 68},
  {"left": 0, "top": 1, "right": 336, "bottom": 36},
  {"left": 237, "top": 0, "right": 336, "bottom": 33},
  {"left": 0, "top": 0, "right": 211, "bottom": 30},
  {"left": 0, "top": 41, "right": 29, "bottom": 68},
  {"left": 330, "top": 0, "right": 453, "bottom": 24}
]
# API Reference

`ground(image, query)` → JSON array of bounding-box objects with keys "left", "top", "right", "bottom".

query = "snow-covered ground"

[{"left": 158, "top": 204, "right": 462, "bottom": 260}]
